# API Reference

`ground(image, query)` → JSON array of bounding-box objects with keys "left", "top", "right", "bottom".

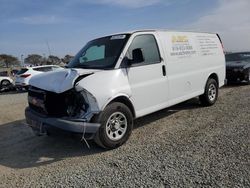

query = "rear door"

[{"left": 125, "top": 33, "right": 169, "bottom": 117}]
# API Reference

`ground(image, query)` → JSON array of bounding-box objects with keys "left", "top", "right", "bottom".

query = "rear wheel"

[
  {"left": 199, "top": 78, "right": 218, "bottom": 106},
  {"left": 94, "top": 102, "right": 133, "bottom": 149}
]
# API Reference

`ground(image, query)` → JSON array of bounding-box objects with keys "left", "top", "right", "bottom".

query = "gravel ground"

[
  {"left": 0, "top": 86, "right": 249, "bottom": 187},
  {"left": 0, "top": 91, "right": 27, "bottom": 125}
]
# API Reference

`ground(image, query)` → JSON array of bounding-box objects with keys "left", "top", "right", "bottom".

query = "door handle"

[{"left": 162, "top": 65, "right": 166, "bottom": 76}]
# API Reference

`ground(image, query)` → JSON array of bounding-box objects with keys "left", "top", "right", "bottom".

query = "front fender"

[
  {"left": 75, "top": 69, "right": 132, "bottom": 112},
  {"left": 101, "top": 93, "right": 133, "bottom": 111}
]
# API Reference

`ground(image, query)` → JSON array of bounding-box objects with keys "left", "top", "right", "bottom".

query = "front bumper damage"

[
  {"left": 25, "top": 69, "right": 103, "bottom": 140},
  {"left": 25, "top": 107, "right": 100, "bottom": 139}
]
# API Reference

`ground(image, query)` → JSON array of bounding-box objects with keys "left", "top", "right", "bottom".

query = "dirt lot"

[{"left": 0, "top": 86, "right": 249, "bottom": 187}]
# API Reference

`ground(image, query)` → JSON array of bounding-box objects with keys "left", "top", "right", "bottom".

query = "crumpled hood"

[
  {"left": 226, "top": 60, "right": 250, "bottom": 68},
  {"left": 29, "top": 68, "right": 100, "bottom": 93}
]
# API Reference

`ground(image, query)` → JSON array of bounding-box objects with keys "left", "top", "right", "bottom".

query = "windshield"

[
  {"left": 67, "top": 34, "right": 130, "bottom": 69},
  {"left": 226, "top": 52, "right": 250, "bottom": 62}
]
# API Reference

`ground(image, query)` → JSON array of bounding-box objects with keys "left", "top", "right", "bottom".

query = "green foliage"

[
  {"left": 62, "top": 54, "right": 74, "bottom": 64},
  {"left": 47, "top": 55, "right": 61, "bottom": 65},
  {"left": 0, "top": 54, "right": 20, "bottom": 68},
  {"left": 24, "top": 54, "right": 45, "bottom": 65}
]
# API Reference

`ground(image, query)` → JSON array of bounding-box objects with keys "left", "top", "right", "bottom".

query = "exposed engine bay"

[{"left": 28, "top": 86, "right": 98, "bottom": 120}]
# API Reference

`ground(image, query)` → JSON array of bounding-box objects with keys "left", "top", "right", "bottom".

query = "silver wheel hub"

[
  {"left": 2, "top": 81, "right": 9, "bottom": 86},
  {"left": 106, "top": 112, "right": 127, "bottom": 141},
  {"left": 208, "top": 84, "right": 216, "bottom": 101}
]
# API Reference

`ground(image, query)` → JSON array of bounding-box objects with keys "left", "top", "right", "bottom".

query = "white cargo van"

[{"left": 25, "top": 30, "right": 225, "bottom": 149}]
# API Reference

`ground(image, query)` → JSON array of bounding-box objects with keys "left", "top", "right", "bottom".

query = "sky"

[{"left": 0, "top": 0, "right": 250, "bottom": 59}]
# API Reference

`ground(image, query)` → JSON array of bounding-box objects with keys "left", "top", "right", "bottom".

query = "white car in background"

[
  {"left": 0, "top": 71, "right": 13, "bottom": 88},
  {"left": 15, "top": 65, "right": 63, "bottom": 90}
]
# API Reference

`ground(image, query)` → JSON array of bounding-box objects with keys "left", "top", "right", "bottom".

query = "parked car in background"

[
  {"left": 0, "top": 71, "right": 14, "bottom": 88},
  {"left": 226, "top": 52, "right": 250, "bottom": 83},
  {"left": 11, "top": 69, "right": 20, "bottom": 76},
  {"left": 15, "top": 65, "right": 63, "bottom": 90}
]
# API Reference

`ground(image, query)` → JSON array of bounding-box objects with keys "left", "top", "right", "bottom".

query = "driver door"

[{"left": 125, "top": 34, "right": 168, "bottom": 117}]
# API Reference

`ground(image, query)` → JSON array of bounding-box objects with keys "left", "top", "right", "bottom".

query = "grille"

[
  {"left": 28, "top": 87, "right": 68, "bottom": 117},
  {"left": 28, "top": 87, "right": 86, "bottom": 118},
  {"left": 28, "top": 87, "right": 47, "bottom": 115}
]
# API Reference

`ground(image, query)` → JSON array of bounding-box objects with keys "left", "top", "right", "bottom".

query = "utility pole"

[
  {"left": 46, "top": 40, "right": 52, "bottom": 56},
  {"left": 21, "top": 54, "right": 24, "bottom": 67}
]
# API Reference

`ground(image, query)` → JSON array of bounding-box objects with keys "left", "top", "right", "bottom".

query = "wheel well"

[
  {"left": 1, "top": 79, "right": 11, "bottom": 85},
  {"left": 208, "top": 73, "right": 219, "bottom": 85},
  {"left": 108, "top": 96, "right": 136, "bottom": 118}
]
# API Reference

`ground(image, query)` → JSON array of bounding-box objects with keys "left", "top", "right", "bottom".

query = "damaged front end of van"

[{"left": 25, "top": 68, "right": 101, "bottom": 140}]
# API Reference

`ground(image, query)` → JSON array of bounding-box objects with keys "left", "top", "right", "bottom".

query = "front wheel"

[
  {"left": 1, "top": 80, "right": 11, "bottom": 87},
  {"left": 199, "top": 78, "right": 218, "bottom": 106},
  {"left": 94, "top": 102, "right": 133, "bottom": 149},
  {"left": 247, "top": 70, "right": 250, "bottom": 84}
]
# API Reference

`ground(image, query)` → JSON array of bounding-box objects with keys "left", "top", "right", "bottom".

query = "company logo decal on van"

[
  {"left": 172, "top": 36, "right": 189, "bottom": 43},
  {"left": 171, "top": 35, "right": 197, "bottom": 57}
]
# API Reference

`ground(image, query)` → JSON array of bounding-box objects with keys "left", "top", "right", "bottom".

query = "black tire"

[
  {"left": 1, "top": 80, "right": 11, "bottom": 87},
  {"left": 247, "top": 70, "right": 250, "bottom": 84},
  {"left": 24, "top": 86, "right": 30, "bottom": 91},
  {"left": 226, "top": 78, "right": 235, "bottom": 85},
  {"left": 199, "top": 78, "right": 218, "bottom": 106},
  {"left": 93, "top": 102, "right": 133, "bottom": 149}
]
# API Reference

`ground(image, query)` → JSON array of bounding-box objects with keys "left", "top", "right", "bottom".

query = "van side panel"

[
  {"left": 157, "top": 31, "right": 225, "bottom": 106},
  {"left": 110, "top": 31, "right": 225, "bottom": 119}
]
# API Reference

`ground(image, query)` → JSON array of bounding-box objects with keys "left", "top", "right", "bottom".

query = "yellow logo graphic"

[{"left": 172, "top": 36, "right": 188, "bottom": 43}]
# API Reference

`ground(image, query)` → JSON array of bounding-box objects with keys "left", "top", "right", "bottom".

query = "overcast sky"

[{"left": 0, "top": 0, "right": 249, "bottom": 58}]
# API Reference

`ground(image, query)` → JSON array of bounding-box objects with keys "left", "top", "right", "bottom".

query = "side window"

[
  {"left": 45, "top": 67, "right": 53, "bottom": 72},
  {"left": 0, "top": 71, "right": 8, "bottom": 76},
  {"left": 52, "top": 66, "right": 60, "bottom": 71},
  {"left": 127, "top": 34, "right": 161, "bottom": 65},
  {"left": 34, "top": 67, "right": 52, "bottom": 72}
]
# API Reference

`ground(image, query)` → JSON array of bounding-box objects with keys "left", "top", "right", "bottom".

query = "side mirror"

[
  {"left": 132, "top": 48, "right": 144, "bottom": 63},
  {"left": 120, "top": 56, "right": 132, "bottom": 68}
]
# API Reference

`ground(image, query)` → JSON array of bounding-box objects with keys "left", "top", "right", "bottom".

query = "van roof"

[{"left": 110, "top": 29, "right": 216, "bottom": 36}]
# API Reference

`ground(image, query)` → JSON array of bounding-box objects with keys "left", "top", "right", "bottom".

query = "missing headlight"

[
  {"left": 39, "top": 89, "right": 88, "bottom": 118},
  {"left": 65, "top": 90, "right": 89, "bottom": 117},
  {"left": 28, "top": 87, "right": 90, "bottom": 118}
]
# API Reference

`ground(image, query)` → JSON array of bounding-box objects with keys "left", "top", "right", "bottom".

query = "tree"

[
  {"left": 0, "top": 54, "right": 20, "bottom": 68},
  {"left": 24, "top": 54, "right": 44, "bottom": 66},
  {"left": 47, "top": 55, "right": 61, "bottom": 65},
  {"left": 62, "top": 55, "right": 74, "bottom": 64}
]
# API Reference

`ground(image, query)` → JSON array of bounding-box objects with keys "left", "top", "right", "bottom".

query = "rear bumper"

[
  {"left": 25, "top": 107, "right": 100, "bottom": 136},
  {"left": 226, "top": 69, "right": 249, "bottom": 81},
  {"left": 224, "top": 79, "right": 228, "bottom": 86},
  {"left": 15, "top": 82, "right": 28, "bottom": 87}
]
